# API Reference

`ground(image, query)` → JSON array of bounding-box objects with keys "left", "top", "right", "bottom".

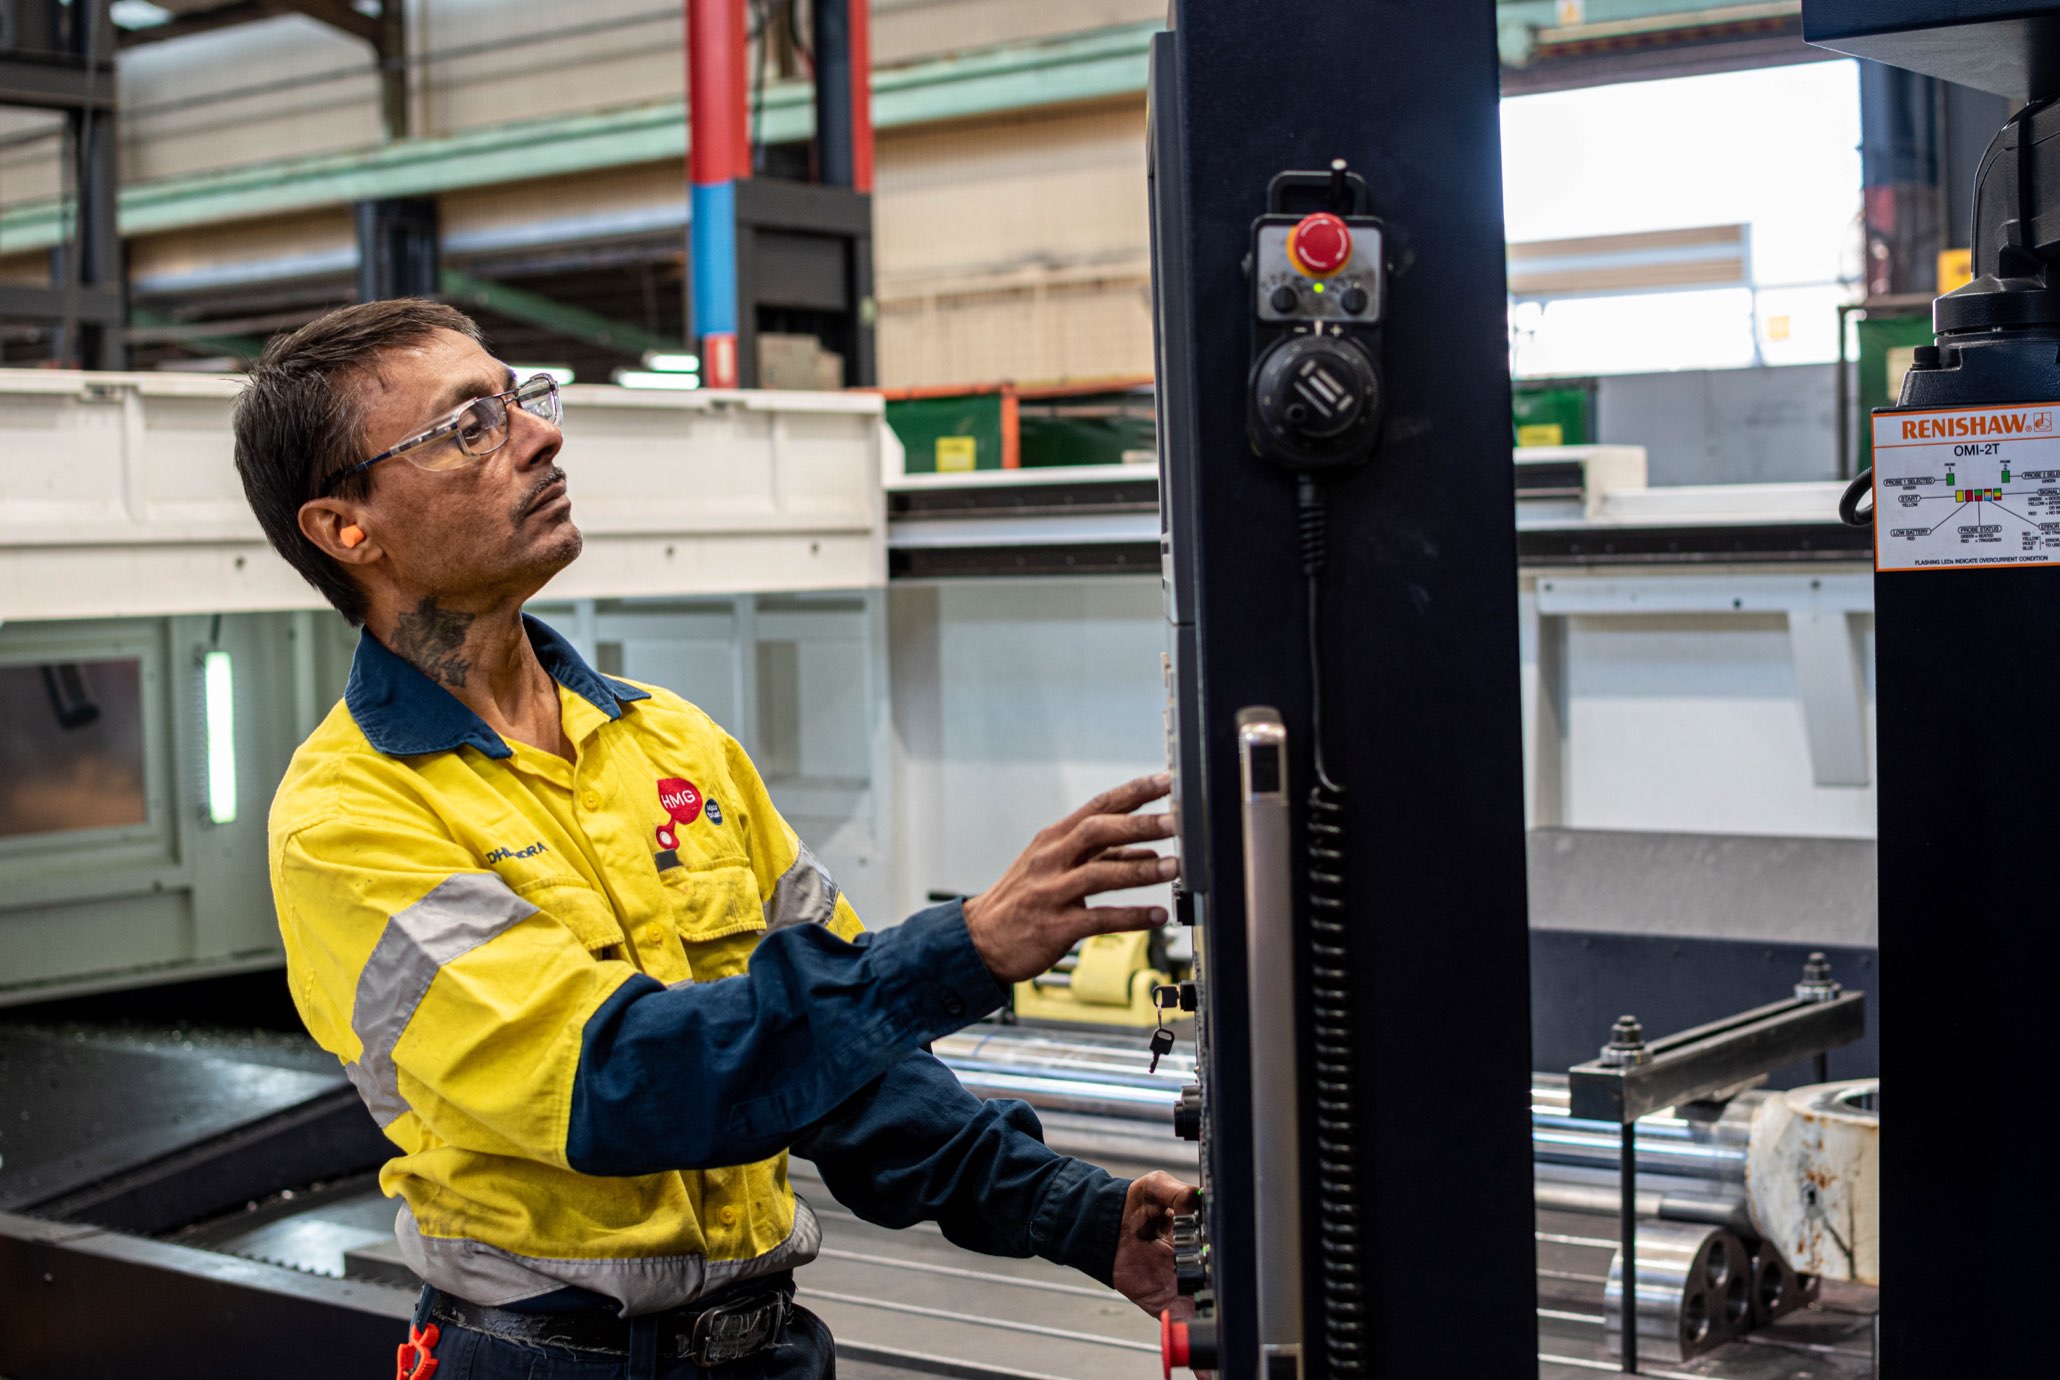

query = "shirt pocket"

[
  {"left": 521, "top": 879, "right": 628, "bottom": 956},
  {"left": 658, "top": 862, "right": 766, "bottom": 980}
]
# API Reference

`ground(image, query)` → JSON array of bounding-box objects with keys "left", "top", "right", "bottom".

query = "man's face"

[{"left": 347, "top": 329, "right": 581, "bottom": 606}]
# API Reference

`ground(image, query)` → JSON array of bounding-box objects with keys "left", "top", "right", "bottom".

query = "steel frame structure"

[{"left": 0, "top": 0, "right": 123, "bottom": 368}]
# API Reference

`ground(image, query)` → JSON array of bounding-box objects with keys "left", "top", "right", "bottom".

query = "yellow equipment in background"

[{"left": 1013, "top": 930, "right": 1193, "bottom": 1028}]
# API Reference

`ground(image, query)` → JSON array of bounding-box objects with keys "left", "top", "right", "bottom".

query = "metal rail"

[{"left": 934, "top": 1031, "right": 1762, "bottom": 1192}]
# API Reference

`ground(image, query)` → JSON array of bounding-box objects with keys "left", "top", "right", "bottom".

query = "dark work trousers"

[{"left": 405, "top": 1290, "right": 837, "bottom": 1380}]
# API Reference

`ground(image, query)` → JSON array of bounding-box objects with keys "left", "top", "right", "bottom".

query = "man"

[{"left": 234, "top": 299, "right": 1195, "bottom": 1379}]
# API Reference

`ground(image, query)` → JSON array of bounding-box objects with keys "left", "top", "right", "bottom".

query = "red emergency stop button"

[
  {"left": 1161, "top": 1310, "right": 1188, "bottom": 1379},
  {"left": 1288, "top": 211, "right": 1352, "bottom": 276}
]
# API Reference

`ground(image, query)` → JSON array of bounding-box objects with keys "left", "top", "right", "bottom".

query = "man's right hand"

[{"left": 961, "top": 773, "right": 1180, "bottom": 985}]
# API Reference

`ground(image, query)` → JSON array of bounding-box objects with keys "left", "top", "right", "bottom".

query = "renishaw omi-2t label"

[{"left": 1874, "top": 403, "right": 2060, "bottom": 571}]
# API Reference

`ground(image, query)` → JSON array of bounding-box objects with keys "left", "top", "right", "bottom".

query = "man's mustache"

[{"left": 518, "top": 467, "right": 568, "bottom": 516}]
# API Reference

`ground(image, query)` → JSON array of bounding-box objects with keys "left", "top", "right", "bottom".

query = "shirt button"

[
  {"left": 942, "top": 994, "right": 965, "bottom": 1017},
  {"left": 646, "top": 925, "right": 665, "bottom": 945},
  {"left": 719, "top": 1206, "right": 739, "bottom": 1227},
  {"left": 580, "top": 790, "right": 601, "bottom": 810}
]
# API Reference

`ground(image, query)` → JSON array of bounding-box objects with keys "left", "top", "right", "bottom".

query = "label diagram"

[{"left": 1873, "top": 403, "right": 2060, "bottom": 570}]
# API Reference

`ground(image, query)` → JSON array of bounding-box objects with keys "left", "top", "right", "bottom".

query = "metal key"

[
  {"left": 1148, "top": 981, "right": 1179, "bottom": 1073},
  {"left": 1147, "top": 1024, "right": 1176, "bottom": 1074}
]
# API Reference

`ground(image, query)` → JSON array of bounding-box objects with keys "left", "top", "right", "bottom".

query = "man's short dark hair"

[{"left": 234, "top": 299, "right": 485, "bottom": 626}]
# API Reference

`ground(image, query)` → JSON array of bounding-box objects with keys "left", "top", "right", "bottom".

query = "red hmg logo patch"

[{"left": 657, "top": 777, "right": 703, "bottom": 827}]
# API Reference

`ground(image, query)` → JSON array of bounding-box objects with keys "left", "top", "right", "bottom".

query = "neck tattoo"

[{"left": 391, "top": 597, "right": 475, "bottom": 687}]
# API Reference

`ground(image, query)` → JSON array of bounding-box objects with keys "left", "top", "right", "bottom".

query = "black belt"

[{"left": 427, "top": 1273, "right": 794, "bottom": 1366}]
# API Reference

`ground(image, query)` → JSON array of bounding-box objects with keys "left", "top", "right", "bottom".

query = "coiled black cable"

[
  {"left": 1838, "top": 467, "right": 1874, "bottom": 528},
  {"left": 1295, "top": 474, "right": 1367, "bottom": 1374}
]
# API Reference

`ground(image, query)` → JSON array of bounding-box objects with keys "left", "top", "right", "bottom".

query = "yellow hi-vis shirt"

[{"left": 271, "top": 616, "right": 901, "bottom": 1313}]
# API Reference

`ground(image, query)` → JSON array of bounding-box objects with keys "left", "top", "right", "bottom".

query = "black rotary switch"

[
  {"left": 1171, "top": 1212, "right": 1209, "bottom": 1295},
  {"left": 1341, "top": 285, "right": 1369, "bottom": 314},
  {"left": 1174, "top": 1083, "right": 1203, "bottom": 1141},
  {"left": 1270, "top": 284, "right": 1300, "bottom": 313},
  {"left": 1249, "top": 331, "right": 1382, "bottom": 467}
]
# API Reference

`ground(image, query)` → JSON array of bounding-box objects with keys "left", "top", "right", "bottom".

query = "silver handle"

[{"left": 1238, "top": 706, "right": 1303, "bottom": 1377}]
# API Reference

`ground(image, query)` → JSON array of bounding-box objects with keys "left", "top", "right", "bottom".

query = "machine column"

[{"left": 1149, "top": 2, "right": 1537, "bottom": 1374}]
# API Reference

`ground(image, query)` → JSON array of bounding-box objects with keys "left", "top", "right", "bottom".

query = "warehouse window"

[
  {"left": 0, "top": 659, "right": 150, "bottom": 839},
  {"left": 1502, "top": 60, "right": 1863, "bottom": 376}
]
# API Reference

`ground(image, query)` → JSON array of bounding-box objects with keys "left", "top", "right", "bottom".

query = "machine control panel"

[
  {"left": 1253, "top": 212, "right": 1385, "bottom": 325},
  {"left": 1246, "top": 166, "right": 1388, "bottom": 472}
]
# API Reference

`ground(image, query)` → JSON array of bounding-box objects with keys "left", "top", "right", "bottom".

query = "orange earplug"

[{"left": 340, "top": 524, "right": 366, "bottom": 549}]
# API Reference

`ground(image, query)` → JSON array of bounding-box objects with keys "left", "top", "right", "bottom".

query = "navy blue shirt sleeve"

[
  {"left": 567, "top": 900, "right": 1003, "bottom": 1176},
  {"left": 790, "top": 1049, "right": 1131, "bottom": 1286}
]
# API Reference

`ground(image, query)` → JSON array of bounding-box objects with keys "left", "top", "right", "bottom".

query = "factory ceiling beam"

[
  {"left": 437, "top": 268, "right": 683, "bottom": 359},
  {"left": 115, "top": 1, "right": 276, "bottom": 48},
  {"left": 2, "top": 8, "right": 1829, "bottom": 255},
  {"left": 1496, "top": 0, "right": 1798, "bottom": 59},
  {"left": 116, "top": 0, "right": 407, "bottom": 139},
  {"left": 0, "top": 23, "right": 1154, "bottom": 254},
  {"left": 275, "top": 0, "right": 381, "bottom": 48},
  {"left": 0, "top": 50, "right": 118, "bottom": 109},
  {"left": 1497, "top": 1, "right": 1820, "bottom": 92},
  {"left": 120, "top": 0, "right": 376, "bottom": 48}
]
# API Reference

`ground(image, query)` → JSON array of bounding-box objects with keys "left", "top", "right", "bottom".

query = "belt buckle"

[{"left": 688, "top": 1291, "right": 787, "bottom": 1367}]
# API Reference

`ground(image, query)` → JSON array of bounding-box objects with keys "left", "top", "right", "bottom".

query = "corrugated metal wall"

[{"left": 875, "top": 100, "right": 1151, "bottom": 384}]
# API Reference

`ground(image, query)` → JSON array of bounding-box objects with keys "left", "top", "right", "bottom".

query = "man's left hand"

[{"left": 1112, "top": 1171, "right": 1202, "bottom": 1319}]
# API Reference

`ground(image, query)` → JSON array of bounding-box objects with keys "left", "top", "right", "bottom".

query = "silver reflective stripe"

[
  {"left": 762, "top": 844, "right": 840, "bottom": 932},
  {"left": 344, "top": 873, "right": 539, "bottom": 1127},
  {"left": 394, "top": 1198, "right": 823, "bottom": 1313}
]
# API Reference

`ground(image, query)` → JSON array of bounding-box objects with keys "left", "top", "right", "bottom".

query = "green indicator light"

[{"left": 1311, "top": 281, "right": 1325, "bottom": 293}]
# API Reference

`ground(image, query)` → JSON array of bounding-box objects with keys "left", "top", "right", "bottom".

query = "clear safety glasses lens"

[
  {"left": 514, "top": 374, "right": 562, "bottom": 426},
  {"left": 406, "top": 376, "right": 560, "bottom": 472}
]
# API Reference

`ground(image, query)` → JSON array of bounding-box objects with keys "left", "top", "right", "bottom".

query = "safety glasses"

[{"left": 319, "top": 373, "right": 561, "bottom": 496}]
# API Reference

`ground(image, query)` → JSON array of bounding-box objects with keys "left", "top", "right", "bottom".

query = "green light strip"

[{"left": 204, "top": 650, "right": 237, "bottom": 825}]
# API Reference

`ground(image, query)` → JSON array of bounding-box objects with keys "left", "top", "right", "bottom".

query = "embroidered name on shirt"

[{"left": 483, "top": 840, "right": 549, "bottom": 864}]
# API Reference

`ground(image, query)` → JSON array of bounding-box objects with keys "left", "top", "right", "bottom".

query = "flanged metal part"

[
  {"left": 1604, "top": 1222, "right": 1752, "bottom": 1361},
  {"left": 1748, "top": 1241, "right": 1821, "bottom": 1326}
]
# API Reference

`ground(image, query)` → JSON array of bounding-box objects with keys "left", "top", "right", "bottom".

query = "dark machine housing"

[{"left": 1807, "top": 1, "right": 2060, "bottom": 1370}]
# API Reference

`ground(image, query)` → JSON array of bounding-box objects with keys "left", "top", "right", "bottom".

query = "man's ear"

[{"left": 299, "top": 499, "right": 380, "bottom": 564}]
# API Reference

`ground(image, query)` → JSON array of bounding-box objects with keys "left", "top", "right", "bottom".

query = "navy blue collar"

[{"left": 346, "top": 613, "right": 650, "bottom": 760}]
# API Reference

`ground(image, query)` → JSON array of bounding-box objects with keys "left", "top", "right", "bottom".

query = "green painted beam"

[
  {"left": 128, "top": 308, "right": 269, "bottom": 361},
  {"left": 0, "top": 23, "right": 1158, "bottom": 254},
  {"left": 439, "top": 268, "right": 681, "bottom": 359}
]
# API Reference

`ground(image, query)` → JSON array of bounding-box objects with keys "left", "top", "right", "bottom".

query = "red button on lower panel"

[{"left": 1161, "top": 1310, "right": 1189, "bottom": 1379}]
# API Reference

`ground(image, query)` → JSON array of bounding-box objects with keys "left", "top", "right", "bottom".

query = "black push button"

[
  {"left": 1341, "top": 286, "right": 1369, "bottom": 314},
  {"left": 1270, "top": 284, "right": 1299, "bottom": 313}
]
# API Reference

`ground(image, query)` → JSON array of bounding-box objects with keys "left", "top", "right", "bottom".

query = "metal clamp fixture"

[
  {"left": 1571, "top": 956, "right": 1865, "bottom": 1373},
  {"left": 1568, "top": 986, "right": 1865, "bottom": 1127}
]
